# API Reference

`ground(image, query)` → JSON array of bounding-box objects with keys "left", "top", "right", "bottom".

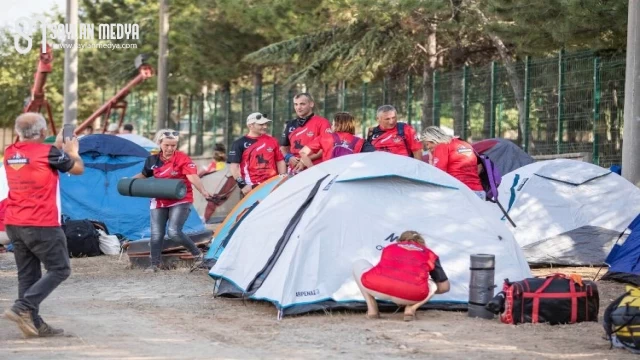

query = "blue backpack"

[{"left": 330, "top": 133, "right": 360, "bottom": 159}]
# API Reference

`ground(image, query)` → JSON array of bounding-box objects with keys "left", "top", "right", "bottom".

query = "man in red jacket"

[
  {"left": 280, "top": 93, "right": 331, "bottom": 174},
  {"left": 3, "top": 113, "right": 84, "bottom": 338},
  {"left": 367, "top": 105, "right": 422, "bottom": 159},
  {"left": 229, "top": 112, "right": 287, "bottom": 195}
]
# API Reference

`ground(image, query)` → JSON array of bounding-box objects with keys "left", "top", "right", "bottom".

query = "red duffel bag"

[{"left": 499, "top": 273, "right": 599, "bottom": 325}]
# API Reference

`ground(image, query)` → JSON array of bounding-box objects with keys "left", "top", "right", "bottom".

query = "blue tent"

[
  {"left": 602, "top": 214, "right": 640, "bottom": 285},
  {"left": 59, "top": 135, "right": 205, "bottom": 240}
]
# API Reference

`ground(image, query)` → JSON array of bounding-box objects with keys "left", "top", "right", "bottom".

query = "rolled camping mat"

[{"left": 117, "top": 178, "right": 187, "bottom": 200}]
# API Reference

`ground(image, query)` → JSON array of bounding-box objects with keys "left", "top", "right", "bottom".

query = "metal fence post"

[
  {"left": 490, "top": 61, "right": 497, "bottom": 138},
  {"left": 342, "top": 81, "right": 347, "bottom": 111},
  {"left": 383, "top": 77, "right": 388, "bottom": 105},
  {"left": 462, "top": 66, "right": 469, "bottom": 140},
  {"left": 257, "top": 82, "right": 263, "bottom": 112},
  {"left": 433, "top": 70, "right": 440, "bottom": 127},
  {"left": 523, "top": 56, "right": 531, "bottom": 152},
  {"left": 271, "top": 83, "right": 277, "bottom": 136},
  {"left": 241, "top": 88, "right": 247, "bottom": 124},
  {"left": 212, "top": 91, "right": 218, "bottom": 145},
  {"left": 407, "top": 74, "right": 413, "bottom": 126},
  {"left": 593, "top": 56, "right": 601, "bottom": 165},
  {"left": 176, "top": 96, "right": 181, "bottom": 130},
  {"left": 323, "top": 84, "right": 328, "bottom": 117},
  {"left": 557, "top": 49, "right": 565, "bottom": 154},
  {"left": 362, "top": 82, "right": 368, "bottom": 136},
  {"left": 188, "top": 94, "right": 193, "bottom": 156},
  {"left": 198, "top": 93, "right": 205, "bottom": 155},
  {"left": 288, "top": 88, "right": 294, "bottom": 119},
  {"left": 225, "top": 89, "right": 231, "bottom": 151}
]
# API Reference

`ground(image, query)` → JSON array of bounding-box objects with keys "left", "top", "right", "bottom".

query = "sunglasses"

[
  {"left": 254, "top": 113, "right": 268, "bottom": 120},
  {"left": 162, "top": 131, "right": 179, "bottom": 137}
]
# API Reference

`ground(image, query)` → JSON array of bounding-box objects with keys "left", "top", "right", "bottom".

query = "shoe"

[
  {"left": 189, "top": 253, "right": 206, "bottom": 272},
  {"left": 37, "top": 321, "right": 64, "bottom": 337},
  {"left": 144, "top": 265, "right": 159, "bottom": 273},
  {"left": 4, "top": 309, "right": 39, "bottom": 337}
]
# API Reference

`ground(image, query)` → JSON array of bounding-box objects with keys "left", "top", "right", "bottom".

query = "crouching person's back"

[{"left": 353, "top": 230, "right": 450, "bottom": 321}]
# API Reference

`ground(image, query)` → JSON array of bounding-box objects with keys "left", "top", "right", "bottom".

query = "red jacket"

[{"left": 362, "top": 242, "right": 438, "bottom": 301}]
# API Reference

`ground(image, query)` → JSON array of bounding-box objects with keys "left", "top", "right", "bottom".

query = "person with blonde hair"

[
  {"left": 131, "top": 129, "right": 212, "bottom": 272},
  {"left": 421, "top": 126, "right": 484, "bottom": 199},
  {"left": 298, "top": 112, "right": 375, "bottom": 168},
  {"left": 352, "top": 231, "right": 450, "bottom": 321}
]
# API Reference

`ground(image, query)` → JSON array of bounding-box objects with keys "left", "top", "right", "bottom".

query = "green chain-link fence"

[{"left": 125, "top": 50, "right": 626, "bottom": 167}]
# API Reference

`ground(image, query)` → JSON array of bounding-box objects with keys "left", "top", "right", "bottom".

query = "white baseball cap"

[
  {"left": 107, "top": 123, "right": 119, "bottom": 132},
  {"left": 246, "top": 112, "right": 271, "bottom": 125}
]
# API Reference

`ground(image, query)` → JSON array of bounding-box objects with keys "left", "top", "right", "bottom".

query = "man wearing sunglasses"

[
  {"left": 280, "top": 93, "right": 331, "bottom": 174},
  {"left": 228, "top": 113, "right": 287, "bottom": 195}
]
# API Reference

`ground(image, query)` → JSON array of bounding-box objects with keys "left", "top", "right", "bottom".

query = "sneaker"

[
  {"left": 37, "top": 321, "right": 64, "bottom": 337},
  {"left": 4, "top": 309, "right": 38, "bottom": 337},
  {"left": 144, "top": 265, "right": 159, "bottom": 273}
]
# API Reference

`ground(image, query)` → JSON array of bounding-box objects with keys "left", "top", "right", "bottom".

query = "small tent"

[
  {"left": 116, "top": 133, "right": 159, "bottom": 153},
  {"left": 497, "top": 159, "right": 640, "bottom": 265},
  {"left": 472, "top": 138, "right": 534, "bottom": 175},
  {"left": 209, "top": 152, "right": 531, "bottom": 316},
  {"left": 59, "top": 135, "right": 206, "bottom": 240},
  {"left": 602, "top": 215, "right": 640, "bottom": 285},
  {"left": 204, "top": 175, "right": 287, "bottom": 266}
]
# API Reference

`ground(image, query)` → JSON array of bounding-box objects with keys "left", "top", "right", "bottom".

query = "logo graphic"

[
  {"left": 306, "top": 131, "right": 314, "bottom": 137},
  {"left": 266, "top": 147, "right": 273, "bottom": 152},
  {"left": 325, "top": 128, "right": 333, "bottom": 133},
  {"left": 11, "top": 17, "right": 140, "bottom": 54},
  {"left": 398, "top": 243, "right": 424, "bottom": 252},
  {"left": 7, "top": 153, "right": 29, "bottom": 170},
  {"left": 255, "top": 143, "right": 266, "bottom": 152},
  {"left": 376, "top": 233, "right": 400, "bottom": 250},
  {"left": 393, "top": 136, "right": 402, "bottom": 143},
  {"left": 372, "top": 133, "right": 381, "bottom": 140},
  {"left": 243, "top": 142, "right": 251, "bottom": 148},
  {"left": 256, "top": 154, "right": 269, "bottom": 166},
  {"left": 293, "top": 140, "right": 304, "bottom": 150},
  {"left": 457, "top": 146, "right": 473, "bottom": 156}
]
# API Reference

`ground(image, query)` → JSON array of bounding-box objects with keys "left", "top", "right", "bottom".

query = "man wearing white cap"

[{"left": 228, "top": 112, "right": 287, "bottom": 195}]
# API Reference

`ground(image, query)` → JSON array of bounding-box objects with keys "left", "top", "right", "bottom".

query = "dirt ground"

[{"left": 0, "top": 254, "right": 637, "bottom": 360}]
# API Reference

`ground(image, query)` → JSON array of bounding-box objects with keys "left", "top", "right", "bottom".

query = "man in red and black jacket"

[
  {"left": 367, "top": 105, "right": 423, "bottom": 159},
  {"left": 280, "top": 93, "right": 331, "bottom": 174},
  {"left": 3, "top": 113, "right": 84, "bottom": 338},
  {"left": 228, "top": 112, "right": 287, "bottom": 195}
]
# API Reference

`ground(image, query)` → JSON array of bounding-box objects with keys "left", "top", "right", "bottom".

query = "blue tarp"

[
  {"left": 603, "top": 214, "right": 640, "bottom": 285},
  {"left": 60, "top": 135, "right": 205, "bottom": 240}
]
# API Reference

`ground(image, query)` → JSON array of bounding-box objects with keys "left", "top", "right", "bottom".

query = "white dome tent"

[
  {"left": 209, "top": 152, "right": 531, "bottom": 317},
  {"left": 497, "top": 159, "right": 640, "bottom": 265}
]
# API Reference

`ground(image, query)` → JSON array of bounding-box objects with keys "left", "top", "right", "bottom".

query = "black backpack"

[
  {"left": 63, "top": 219, "right": 102, "bottom": 257},
  {"left": 367, "top": 122, "right": 414, "bottom": 158}
]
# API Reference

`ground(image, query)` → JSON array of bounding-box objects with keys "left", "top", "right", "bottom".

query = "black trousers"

[{"left": 7, "top": 225, "right": 71, "bottom": 327}]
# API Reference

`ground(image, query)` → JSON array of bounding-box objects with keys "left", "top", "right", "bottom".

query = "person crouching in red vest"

[{"left": 353, "top": 231, "right": 450, "bottom": 321}]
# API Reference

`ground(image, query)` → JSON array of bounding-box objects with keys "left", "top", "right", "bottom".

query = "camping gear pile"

[{"left": 604, "top": 286, "right": 640, "bottom": 354}]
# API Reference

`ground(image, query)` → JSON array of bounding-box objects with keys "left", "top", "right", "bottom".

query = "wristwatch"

[{"left": 235, "top": 177, "right": 247, "bottom": 189}]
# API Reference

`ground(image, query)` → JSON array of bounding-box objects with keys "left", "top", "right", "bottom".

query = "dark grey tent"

[{"left": 472, "top": 138, "right": 534, "bottom": 175}]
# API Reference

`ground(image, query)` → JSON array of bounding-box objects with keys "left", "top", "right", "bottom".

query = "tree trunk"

[
  {"left": 473, "top": 6, "right": 529, "bottom": 147},
  {"left": 252, "top": 67, "right": 263, "bottom": 111},
  {"left": 222, "top": 81, "right": 233, "bottom": 150},
  {"left": 483, "top": 78, "right": 492, "bottom": 139},
  {"left": 421, "top": 24, "right": 438, "bottom": 129}
]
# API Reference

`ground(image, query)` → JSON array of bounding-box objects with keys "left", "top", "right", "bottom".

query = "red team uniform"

[
  {"left": 228, "top": 134, "right": 284, "bottom": 185},
  {"left": 430, "top": 138, "right": 483, "bottom": 191},
  {"left": 4, "top": 143, "right": 74, "bottom": 226},
  {"left": 141, "top": 151, "right": 198, "bottom": 209},
  {"left": 305, "top": 132, "right": 376, "bottom": 162},
  {"left": 367, "top": 123, "right": 422, "bottom": 157},
  {"left": 361, "top": 242, "right": 442, "bottom": 301},
  {"left": 280, "top": 114, "right": 331, "bottom": 165}
]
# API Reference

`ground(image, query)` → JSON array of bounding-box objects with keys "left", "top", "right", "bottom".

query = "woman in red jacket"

[
  {"left": 298, "top": 112, "right": 375, "bottom": 168},
  {"left": 353, "top": 231, "right": 450, "bottom": 321},
  {"left": 421, "top": 126, "right": 485, "bottom": 199}
]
